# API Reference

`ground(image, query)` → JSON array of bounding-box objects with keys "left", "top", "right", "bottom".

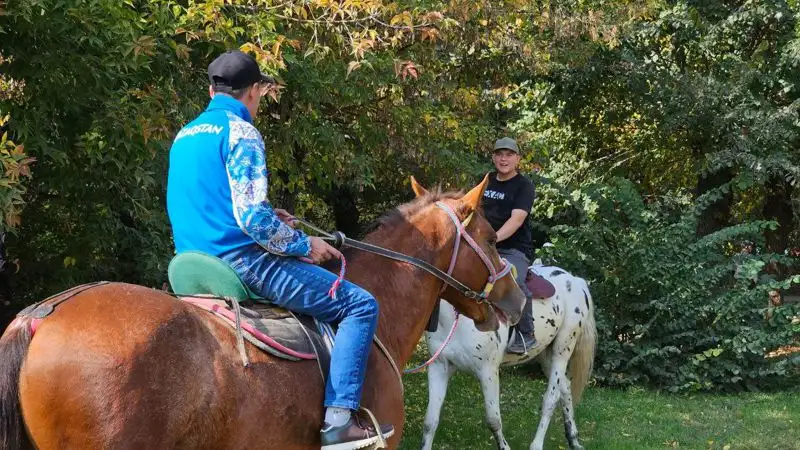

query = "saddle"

[
  {"left": 168, "top": 251, "right": 331, "bottom": 378},
  {"left": 525, "top": 267, "right": 556, "bottom": 299}
]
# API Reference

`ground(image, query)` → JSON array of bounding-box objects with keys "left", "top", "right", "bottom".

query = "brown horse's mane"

[
  {"left": 325, "top": 186, "right": 465, "bottom": 274},
  {"left": 361, "top": 186, "right": 465, "bottom": 237}
]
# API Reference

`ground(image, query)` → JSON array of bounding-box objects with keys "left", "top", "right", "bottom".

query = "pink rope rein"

[
  {"left": 404, "top": 203, "right": 514, "bottom": 374},
  {"left": 403, "top": 208, "right": 464, "bottom": 374},
  {"left": 298, "top": 254, "right": 347, "bottom": 300},
  {"left": 328, "top": 255, "right": 346, "bottom": 300}
]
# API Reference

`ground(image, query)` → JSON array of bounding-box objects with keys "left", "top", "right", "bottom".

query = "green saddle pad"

[
  {"left": 168, "top": 251, "right": 329, "bottom": 375},
  {"left": 168, "top": 251, "right": 261, "bottom": 302}
]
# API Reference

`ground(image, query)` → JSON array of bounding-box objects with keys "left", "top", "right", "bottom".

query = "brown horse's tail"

[{"left": 0, "top": 319, "right": 34, "bottom": 450}]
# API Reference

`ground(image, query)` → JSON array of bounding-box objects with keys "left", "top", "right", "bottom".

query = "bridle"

[
  {"left": 293, "top": 199, "right": 518, "bottom": 377},
  {"left": 404, "top": 201, "right": 515, "bottom": 374},
  {"left": 295, "top": 201, "right": 515, "bottom": 304},
  {"left": 432, "top": 201, "right": 515, "bottom": 302}
]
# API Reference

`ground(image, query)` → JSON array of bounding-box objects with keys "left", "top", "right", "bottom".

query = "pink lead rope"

[
  {"left": 403, "top": 313, "right": 460, "bottom": 374},
  {"left": 327, "top": 256, "right": 346, "bottom": 300},
  {"left": 299, "top": 254, "right": 346, "bottom": 300},
  {"left": 403, "top": 202, "right": 512, "bottom": 374}
]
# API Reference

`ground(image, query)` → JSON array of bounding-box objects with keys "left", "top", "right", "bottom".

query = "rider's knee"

[
  {"left": 349, "top": 288, "right": 379, "bottom": 320},
  {"left": 362, "top": 295, "right": 379, "bottom": 320}
]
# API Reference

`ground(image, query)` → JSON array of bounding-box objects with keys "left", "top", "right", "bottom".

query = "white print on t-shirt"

[{"left": 483, "top": 190, "right": 506, "bottom": 200}]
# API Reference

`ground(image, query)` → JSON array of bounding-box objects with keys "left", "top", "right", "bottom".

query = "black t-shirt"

[{"left": 481, "top": 172, "right": 535, "bottom": 255}]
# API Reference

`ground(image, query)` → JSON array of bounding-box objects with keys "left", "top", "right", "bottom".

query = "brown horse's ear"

[
  {"left": 410, "top": 176, "right": 429, "bottom": 198},
  {"left": 460, "top": 173, "right": 489, "bottom": 211}
]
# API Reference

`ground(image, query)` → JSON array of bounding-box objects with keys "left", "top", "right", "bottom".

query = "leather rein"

[{"left": 294, "top": 201, "right": 514, "bottom": 304}]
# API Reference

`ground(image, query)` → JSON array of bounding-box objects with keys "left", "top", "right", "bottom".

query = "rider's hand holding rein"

[
  {"left": 272, "top": 209, "right": 338, "bottom": 263},
  {"left": 308, "top": 236, "right": 342, "bottom": 264}
]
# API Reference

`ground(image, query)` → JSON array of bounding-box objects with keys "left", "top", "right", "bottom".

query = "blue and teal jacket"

[{"left": 166, "top": 95, "right": 311, "bottom": 258}]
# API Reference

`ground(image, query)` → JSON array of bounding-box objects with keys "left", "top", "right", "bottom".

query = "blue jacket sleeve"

[{"left": 224, "top": 122, "right": 311, "bottom": 257}]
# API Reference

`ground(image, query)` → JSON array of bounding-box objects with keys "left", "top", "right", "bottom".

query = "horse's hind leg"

[
  {"left": 536, "top": 346, "right": 552, "bottom": 379},
  {"left": 478, "top": 368, "right": 510, "bottom": 450},
  {"left": 535, "top": 344, "right": 584, "bottom": 448},
  {"left": 529, "top": 357, "right": 563, "bottom": 450},
  {"left": 531, "top": 331, "right": 582, "bottom": 450},
  {"left": 420, "top": 359, "right": 453, "bottom": 450},
  {"left": 558, "top": 373, "right": 582, "bottom": 450}
]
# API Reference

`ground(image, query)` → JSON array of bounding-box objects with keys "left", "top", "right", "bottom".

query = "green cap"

[{"left": 493, "top": 137, "right": 520, "bottom": 154}]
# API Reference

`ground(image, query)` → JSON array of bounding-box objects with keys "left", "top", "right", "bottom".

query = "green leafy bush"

[{"left": 539, "top": 178, "right": 799, "bottom": 392}]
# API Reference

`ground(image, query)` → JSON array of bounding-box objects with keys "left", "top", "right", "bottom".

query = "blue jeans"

[{"left": 221, "top": 244, "right": 378, "bottom": 410}]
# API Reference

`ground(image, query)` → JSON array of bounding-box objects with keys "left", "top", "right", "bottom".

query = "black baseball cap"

[{"left": 207, "top": 50, "right": 275, "bottom": 90}]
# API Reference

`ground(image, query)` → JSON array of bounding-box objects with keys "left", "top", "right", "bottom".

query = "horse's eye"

[{"left": 488, "top": 237, "right": 497, "bottom": 247}]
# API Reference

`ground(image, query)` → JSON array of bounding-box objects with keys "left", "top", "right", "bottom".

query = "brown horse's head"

[{"left": 408, "top": 175, "right": 526, "bottom": 331}]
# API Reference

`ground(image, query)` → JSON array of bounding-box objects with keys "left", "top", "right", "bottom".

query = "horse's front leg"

[
  {"left": 420, "top": 359, "right": 453, "bottom": 450},
  {"left": 478, "top": 368, "right": 510, "bottom": 450}
]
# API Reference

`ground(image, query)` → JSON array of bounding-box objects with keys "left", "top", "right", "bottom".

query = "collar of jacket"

[{"left": 206, "top": 94, "right": 253, "bottom": 124}]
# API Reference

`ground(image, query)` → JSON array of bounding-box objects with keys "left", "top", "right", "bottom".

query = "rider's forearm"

[
  {"left": 225, "top": 137, "right": 311, "bottom": 257},
  {"left": 237, "top": 203, "right": 311, "bottom": 256},
  {"left": 496, "top": 210, "right": 527, "bottom": 242}
]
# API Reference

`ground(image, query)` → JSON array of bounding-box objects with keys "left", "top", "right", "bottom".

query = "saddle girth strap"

[{"left": 372, "top": 335, "right": 403, "bottom": 395}]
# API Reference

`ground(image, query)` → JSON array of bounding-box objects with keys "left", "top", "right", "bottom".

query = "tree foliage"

[
  {"left": 0, "top": 0, "right": 797, "bottom": 389},
  {"left": 537, "top": 178, "right": 799, "bottom": 391},
  {"left": 506, "top": 0, "right": 800, "bottom": 390}
]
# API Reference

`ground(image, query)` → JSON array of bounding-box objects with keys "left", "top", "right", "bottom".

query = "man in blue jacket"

[{"left": 167, "top": 50, "right": 393, "bottom": 450}]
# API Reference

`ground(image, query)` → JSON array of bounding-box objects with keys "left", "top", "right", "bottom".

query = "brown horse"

[{"left": 0, "top": 176, "right": 526, "bottom": 450}]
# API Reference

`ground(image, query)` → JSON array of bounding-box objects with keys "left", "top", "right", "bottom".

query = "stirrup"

[{"left": 359, "top": 407, "right": 387, "bottom": 449}]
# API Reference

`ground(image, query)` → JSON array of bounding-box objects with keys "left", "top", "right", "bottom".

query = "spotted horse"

[{"left": 420, "top": 264, "right": 597, "bottom": 450}]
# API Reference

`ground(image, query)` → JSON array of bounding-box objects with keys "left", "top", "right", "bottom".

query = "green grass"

[{"left": 398, "top": 366, "right": 800, "bottom": 450}]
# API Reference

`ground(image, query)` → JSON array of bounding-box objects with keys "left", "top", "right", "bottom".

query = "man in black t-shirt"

[{"left": 482, "top": 137, "right": 546, "bottom": 354}]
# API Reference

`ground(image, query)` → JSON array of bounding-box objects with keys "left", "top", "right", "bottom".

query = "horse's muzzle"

[{"left": 492, "top": 289, "right": 525, "bottom": 327}]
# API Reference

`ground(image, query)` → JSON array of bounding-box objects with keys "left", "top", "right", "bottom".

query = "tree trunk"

[
  {"left": 273, "top": 171, "right": 297, "bottom": 215},
  {"left": 695, "top": 167, "right": 734, "bottom": 237},
  {"left": 763, "top": 175, "right": 794, "bottom": 254},
  {"left": 0, "top": 232, "right": 16, "bottom": 333},
  {"left": 762, "top": 176, "right": 795, "bottom": 285},
  {"left": 273, "top": 141, "right": 308, "bottom": 215},
  {"left": 326, "top": 185, "right": 361, "bottom": 238}
]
